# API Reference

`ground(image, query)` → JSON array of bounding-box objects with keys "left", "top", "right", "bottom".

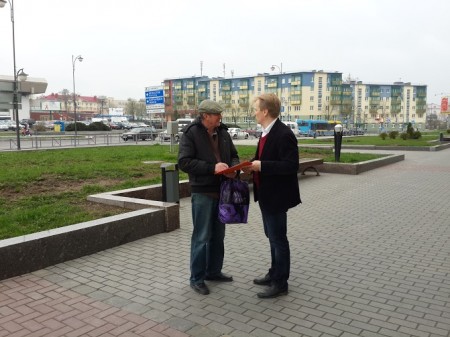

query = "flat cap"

[{"left": 198, "top": 100, "right": 223, "bottom": 114}]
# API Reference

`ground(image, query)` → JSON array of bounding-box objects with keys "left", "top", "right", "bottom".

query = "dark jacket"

[
  {"left": 253, "top": 119, "right": 301, "bottom": 212},
  {"left": 178, "top": 117, "right": 239, "bottom": 194}
]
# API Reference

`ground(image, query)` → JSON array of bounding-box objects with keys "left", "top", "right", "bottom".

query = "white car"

[
  {"left": 0, "top": 122, "right": 9, "bottom": 131},
  {"left": 228, "top": 128, "right": 249, "bottom": 139}
]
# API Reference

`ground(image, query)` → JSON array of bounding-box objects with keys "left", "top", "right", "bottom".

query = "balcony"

[
  {"left": 239, "top": 99, "right": 249, "bottom": 107},
  {"left": 291, "top": 80, "right": 301, "bottom": 86},
  {"left": 330, "top": 87, "right": 342, "bottom": 95},
  {"left": 239, "top": 92, "right": 249, "bottom": 98},
  {"left": 267, "top": 82, "right": 278, "bottom": 88},
  {"left": 331, "top": 79, "right": 342, "bottom": 86},
  {"left": 186, "top": 84, "right": 194, "bottom": 89},
  {"left": 222, "top": 100, "right": 232, "bottom": 107},
  {"left": 239, "top": 85, "right": 248, "bottom": 90},
  {"left": 222, "top": 93, "right": 231, "bottom": 100},
  {"left": 174, "top": 84, "right": 182, "bottom": 90},
  {"left": 222, "top": 84, "right": 231, "bottom": 91},
  {"left": 198, "top": 87, "right": 206, "bottom": 92},
  {"left": 290, "top": 100, "right": 301, "bottom": 105}
]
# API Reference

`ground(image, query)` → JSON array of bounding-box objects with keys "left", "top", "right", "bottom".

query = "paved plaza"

[{"left": 1, "top": 149, "right": 449, "bottom": 337}]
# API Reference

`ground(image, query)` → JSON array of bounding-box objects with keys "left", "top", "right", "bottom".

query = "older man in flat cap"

[{"left": 178, "top": 100, "right": 240, "bottom": 295}]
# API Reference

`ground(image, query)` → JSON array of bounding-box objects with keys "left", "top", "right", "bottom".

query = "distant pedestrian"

[
  {"left": 242, "top": 93, "right": 301, "bottom": 298},
  {"left": 178, "top": 100, "right": 240, "bottom": 295}
]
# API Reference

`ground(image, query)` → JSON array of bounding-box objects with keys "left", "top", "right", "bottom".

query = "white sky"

[{"left": 1, "top": 0, "right": 449, "bottom": 103}]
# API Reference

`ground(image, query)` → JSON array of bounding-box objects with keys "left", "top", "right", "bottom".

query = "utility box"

[
  {"left": 54, "top": 121, "right": 65, "bottom": 132},
  {"left": 167, "top": 121, "right": 178, "bottom": 135},
  {"left": 161, "top": 163, "right": 179, "bottom": 203}
]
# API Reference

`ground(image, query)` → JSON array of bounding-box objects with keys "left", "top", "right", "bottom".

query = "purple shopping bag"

[{"left": 218, "top": 178, "right": 249, "bottom": 224}]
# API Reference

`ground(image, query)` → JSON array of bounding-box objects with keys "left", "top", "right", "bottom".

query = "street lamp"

[
  {"left": 270, "top": 63, "right": 283, "bottom": 74},
  {"left": 334, "top": 124, "right": 343, "bottom": 162},
  {"left": 72, "top": 54, "right": 83, "bottom": 145},
  {"left": 271, "top": 63, "right": 284, "bottom": 118},
  {"left": 1, "top": 0, "right": 28, "bottom": 150}
]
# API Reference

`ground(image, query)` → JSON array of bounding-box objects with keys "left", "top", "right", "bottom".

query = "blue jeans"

[
  {"left": 190, "top": 193, "right": 225, "bottom": 285},
  {"left": 260, "top": 206, "right": 290, "bottom": 287}
]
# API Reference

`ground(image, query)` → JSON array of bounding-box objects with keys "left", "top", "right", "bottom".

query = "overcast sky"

[{"left": 1, "top": 0, "right": 448, "bottom": 104}]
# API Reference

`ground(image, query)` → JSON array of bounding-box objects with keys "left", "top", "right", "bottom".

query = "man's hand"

[
  {"left": 215, "top": 162, "right": 229, "bottom": 174},
  {"left": 242, "top": 160, "right": 261, "bottom": 173}
]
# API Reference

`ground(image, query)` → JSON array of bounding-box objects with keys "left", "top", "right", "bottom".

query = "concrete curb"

[{"left": 318, "top": 154, "right": 404, "bottom": 175}]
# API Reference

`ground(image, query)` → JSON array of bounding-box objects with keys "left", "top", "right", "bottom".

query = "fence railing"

[{"left": 0, "top": 132, "right": 162, "bottom": 151}]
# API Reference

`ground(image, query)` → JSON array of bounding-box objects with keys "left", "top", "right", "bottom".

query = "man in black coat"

[
  {"left": 242, "top": 93, "right": 301, "bottom": 298},
  {"left": 178, "top": 100, "right": 239, "bottom": 296}
]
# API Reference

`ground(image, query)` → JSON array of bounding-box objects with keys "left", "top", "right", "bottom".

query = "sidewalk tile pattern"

[{"left": 1, "top": 149, "right": 450, "bottom": 336}]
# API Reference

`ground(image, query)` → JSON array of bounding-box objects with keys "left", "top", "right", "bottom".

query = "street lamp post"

[
  {"left": 334, "top": 124, "right": 343, "bottom": 162},
  {"left": 72, "top": 54, "right": 83, "bottom": 145},
  {"left": 1, "top": 0, "right": 28, "bottom": 150},
  {"left": 270, "top": 63, "right": 284, "bottom": 119}
]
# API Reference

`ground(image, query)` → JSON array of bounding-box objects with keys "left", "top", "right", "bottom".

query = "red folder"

[{"left": 215, "top": 161, "right": 252, "bottom": 175}]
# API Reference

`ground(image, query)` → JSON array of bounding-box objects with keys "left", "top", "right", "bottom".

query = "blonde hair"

[{"left": 254, "top": 93, "right": 281, "bottom": 118}]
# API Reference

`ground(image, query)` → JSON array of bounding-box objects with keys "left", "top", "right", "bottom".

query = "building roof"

[{"left": 0, "top": 75, "right": 48, "bottom": 94}]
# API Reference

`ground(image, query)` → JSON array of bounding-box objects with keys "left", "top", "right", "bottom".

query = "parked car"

[
  {"left": 245, "top": 128, "right": 262, "bottom": 138},
  {"left": 283, "top": 121, "right": 299, "bottom": 137},
  {"left": 0, "top": 123, "right": 9, "bottom": 131},
  {"left": 228, "top": 128, "right": 249, "bottom": 139},
  {"left": 121, "top": 127, "right": 157, "bottom": 141},
  {"left": 159, "top": 130, "right": 180, "bottom": 142}
]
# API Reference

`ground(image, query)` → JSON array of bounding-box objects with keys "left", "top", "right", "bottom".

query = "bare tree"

[
  {"left": 60, "top": 89, "right": 71, "bottom": 115},
  {"left": 125, "top": 98, "right": 138, "bottom": 120}
]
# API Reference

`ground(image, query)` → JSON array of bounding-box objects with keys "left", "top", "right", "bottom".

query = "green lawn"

[{"left": 0, "top": 145, "right": 383, "bottom": 239}]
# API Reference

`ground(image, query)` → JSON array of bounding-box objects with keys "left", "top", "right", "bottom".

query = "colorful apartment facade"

[{"left": 162, "top": 70, "right": 427, "bottom": 131}]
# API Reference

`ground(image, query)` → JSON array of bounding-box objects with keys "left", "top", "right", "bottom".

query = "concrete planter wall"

[{"left": 318, "top": 154, "right": 404, "bottom": 175}]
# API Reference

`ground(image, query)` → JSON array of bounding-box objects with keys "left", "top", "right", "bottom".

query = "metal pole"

[
  {"left": 72, "top": 55, "right": 77, "bottom": 146},
  {"left": 71, "top": 54, "right": 83, "bottom": 146},
  {"left": 7, "top": 0, "right": 21, "bottom": 150}
]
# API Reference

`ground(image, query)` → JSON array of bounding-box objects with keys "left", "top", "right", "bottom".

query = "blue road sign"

[
  {"left": 145, "top": 86, "right": 165, "bottom": 110},
  {"left": 146, "top": 97, "right": 164, "bottom": 105}
]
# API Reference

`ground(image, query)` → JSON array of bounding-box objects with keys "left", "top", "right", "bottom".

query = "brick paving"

[{"left": 1, "top": 149, "right": 450, "bottom": 337}]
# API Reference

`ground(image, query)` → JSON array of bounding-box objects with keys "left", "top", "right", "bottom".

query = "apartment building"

[
  {"left": 351, "top": 81, "right": 427, "bottom": 132},
  {"left": 163, "top": 71, "right": 427, "bottom": 131}
]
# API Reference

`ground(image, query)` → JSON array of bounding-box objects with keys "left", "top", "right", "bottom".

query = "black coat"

[
  {"left": 178, "top": 117, "right": 239, "bottom": 194},
  {"left": 253, "top": 119, "right": 301, "bottom": 212}
]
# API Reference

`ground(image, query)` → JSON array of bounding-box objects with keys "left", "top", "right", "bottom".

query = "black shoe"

[
  {"left": 190, "top": 282, "right": 210, "bottom": 295},
  {"left": 205, "top": 273, "right": 233, "bottom": 282},
  {"left": 253, "top": 274, "right": 272, "bottom": 286},
  {"left": 257, "top": 284, "right": 288, "bottom": 299}
]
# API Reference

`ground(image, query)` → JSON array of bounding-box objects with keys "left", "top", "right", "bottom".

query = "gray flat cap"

[{"left": 198, "top": 100, "right": 223, "bottom": 114}]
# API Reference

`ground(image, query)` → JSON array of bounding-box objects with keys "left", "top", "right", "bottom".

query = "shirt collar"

[{"left": 261, "top": 119, "right": 277, "bottom": 137}]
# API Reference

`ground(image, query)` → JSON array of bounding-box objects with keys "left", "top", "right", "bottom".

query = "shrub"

[
  {"left": 400, "top": 132, "right": 408, "bottom": 140},
  {"left": 389, "top": 131, "right": 399, "bottom": 139},
  {"left": 65, "top": 122, "right": 88, "bottom": 132},
  {"left": 446, "top": 129, "right": 450, "bottom": 134},
  {"left": 412, "top": 130, "right": 422, "bottom": 139},
  {"left": 406, "top": 123, "right": 415, "bottom": 137},
  {"left": 379, "top": 132, "right": 388, "bottom": 140},
  {"left": 33, "top": 124, "right": 47, "bottom": 132},
  {"left": 87, "top": 122, "right": 111, "bottom": 131}
]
